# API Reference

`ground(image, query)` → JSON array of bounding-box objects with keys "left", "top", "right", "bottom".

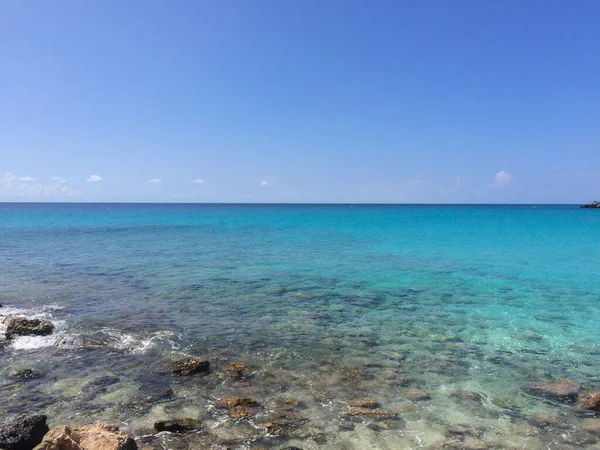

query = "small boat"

[{"left": 580, "top": 201, "right": 600, "bottom": 209}]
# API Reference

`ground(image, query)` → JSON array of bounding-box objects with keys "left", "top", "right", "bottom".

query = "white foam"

[
  {"left": 0, "top": 304, "right": 66, "bottom": 350},
  {"left": 10, "top": 334, "right": 58, "bottom": 350},
  {"left": 100, "top": 328, "right": 178, "bottom": 354}
]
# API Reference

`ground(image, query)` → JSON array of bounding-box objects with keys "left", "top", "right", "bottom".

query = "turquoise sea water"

[{"left": 1, "top": 203, "right": 600, "bottom": 449}]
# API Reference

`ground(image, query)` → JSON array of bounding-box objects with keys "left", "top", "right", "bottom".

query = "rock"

[
  {"left": 344, "top": 408, "right": 397, "bottom": 419},
  {"left": 445, "top": 424, "right": 486, "bottom": 439},
  {"left": 338, "top": 421, "right": 355, "bottom": 431},
  {"left": 350, "top": 398, "right": 379, "bottom": 409},
  {"left": 583, "top": 419, "right": 600, "bottom": 434},
  {"left": 429, "top": 439, "right": 464, "bottom": 450},
  {"left": 405, "top": 388, "right": 431, "bottom": 401},
  {"left": 464, "top": 442, "right": 490, "bottom": 450},
  {"left": 278, "top": 397, "right": 304, "bottom": 409},
  {"left": 223, "top": 362, "right": 247, "bottom": 378},
  {"left": 153, "top": 418, "right": 201, "bottom": 433},
  {"left": 5, "top": 318, "right": 54, "bottom": 340},
  {"left": 229, "top": 406, "right": 252, "bottom": 419},
  {"left": 261, "top": 423, "right": 283, "bottom": 435},
  {"left": 8, "top": 369, "right": 35, "bottom": 379},
  {"left": 522, "top": 379, "right": 581, "bottom": 403},
  {"left": 450, "top": 390, "right": 483, "bottom": 404},
  {"left": 366, "top": 423, "right": 383, "bottom": 432},
  {"left": 0, "top": 415, "right": 49, "bottom": 450},
  {"left": 526, "top": 412, "right": 560, "bottom": 428},
  {"left": 575, "top": 391, "right": 600, "bottom": 412},
  {"left": 216, "top": 397, "right": 258, "bottom": 408},
  {"left": 34, "top": 424, "right": 137, "bottom": 450},
  {"left": 280, "top": 447, "right": 303, "bottom": 450},
  {"left": 168, "top": 358, "right": 210, "bottom": 376}
]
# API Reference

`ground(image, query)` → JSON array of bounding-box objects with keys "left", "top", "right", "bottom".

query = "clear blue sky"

[{"left": 1, "top": 0, "right": 599, "bottom": 203}]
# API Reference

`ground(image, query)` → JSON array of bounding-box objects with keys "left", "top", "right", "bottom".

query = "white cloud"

[
  {"left": 1, "top": 172, "right": 81, "bottom": 198},
  {"left": 52, "top": 176, "right": 72, "bottom": 183},
  {"left": 260, "top": 180, "right": 269, "bottom": 186},
  {"left": 148, "top": 178, "right": 162, "bottom": 183},
  {"left": 487, "top": 170, "right": 511, "bottom": 188},
  {"left": 20, "top": 175, "right": 35, "bottom": 182},
  {"left": 193, "top": 178, "right": 205, "bottom": 184},
  {"left": 86, "top": 175, "right": 103, "bottom": 182}
]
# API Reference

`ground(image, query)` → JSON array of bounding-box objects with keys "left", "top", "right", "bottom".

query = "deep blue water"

[{"left": 1, "top": 203, "right": 600, "bottom": 449}]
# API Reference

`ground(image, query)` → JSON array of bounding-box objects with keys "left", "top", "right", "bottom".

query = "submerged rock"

[
  {"left": 405, "top": 388, "right": 431, "bottom": 401},
  {"left": 34, "top": 424, "right": 137, "bottom": 450},
  {"left": 168, "top": 358, "right": 210, "bottom": 376},
  {"left": 450, "top": 390, "right": 483, "bottom": 404},
  {"left": 0, "top": 415, "right": 49, "bottom": 450},
  {"left": 5, "top": 318, "right": 54, "bottom": 340},
  {"left": 223, "top": 362, "right": 247, "bottom": 378},
  {"left": 583, "top": 419, "right": 600, "bottom": 434},
  {"left": 277, "top": 397, "right": 305, "bottom": 409},
  {"left": 575, "top": 391, "right": 600, "bottom": 412},
  {"left": 216, "top": 397, "right": 258, "bottom": 408},
  {"left": 445, "top": 424, "right": 486, "bottom": 439},
  {"left": 8, "top": 369, "right": 35, "bottom": 379},
  {"left": 229, "top": 405, "right": 253, "bottom": 419},
  {"left": 344, "top": 407, "right": 398, "bottom": 419},
  {"left": 526, "top": 412, "right": 561, "bottom": 428},
  {"left": 522, "top": 379, "right": 581, "bottom": 403},
  {"left": 350, "top": 398, "right": 379, "bottom": 409},
  {"left": 154, "top": 418, "right": 202, "bottom": 433}
]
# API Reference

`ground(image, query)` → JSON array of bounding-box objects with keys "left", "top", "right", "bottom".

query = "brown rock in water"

[
  {"left": 34, "top": 424, "right": 137, "bottom": 450},
  {"left": 575, "top": 391, "right": 600, "bottom": 412},
  {"left": 450, "top": 390, "right": 483, "bottom": 404},
  {"left": 522, "top": 379, "right": 581, "bottom": 403},
  {"left": 278, "top": 397, "right": 304, "bottom": 409},
  {"left": 153, "top": 418, "right": 201, "bottom": 433},
  {"left": 0, "top": 415, "right": 49, "bottom": 450},
  {"left": 429, "top": 439, "right": 464, "bottom": 450},
  {"left": 405, "top": 388, "right": 431, "bottom": 401},
  {"left": 445, "top": 424, "right": 486, "bottom": 439},
  {"left": 5, "top": 318, "right": 54, "bottom": 340},
  {"left": 344, "top": 407, "right": 397, "bottom": 419},
  {"left": 217, "top": 397, "right": 258, "bottom": 408},
  {"left": 8, "top": 368, "right": 35, "bottom": 379},
  {"left": 261, "top": 423, "right": 283, "bottom": 435},
  {"left": 229, "top": 406, "right": 252, "bottom": 419},
  {"left": 223, "top": 362, "right": 247, "bottom": 378},
  {"left": 168, "top": 358, "right": 210, "bottom": 376},
  {"left": 350, "top": 398, "right": 379, "bottom": 409},
  {"left": 583, "top": 419, "right": 600, "bottom": 434},
  {"left": 526, "top": 413, "right": 560, "bottom": 428}
]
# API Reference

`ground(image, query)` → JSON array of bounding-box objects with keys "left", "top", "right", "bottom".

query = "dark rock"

[
  {"left": 526, "top": 412, "right": 560, "bottom": 428},
  {"left": 216, "top": 397, "right": 258, "bottom": 408},
  {"left": 154, "top": 418, "right": 202, "bottom": 433},
  {"left": 338, "top": 421, "right": 355, "bottom": 431},
  {"left": 576, "top": 391, "right": 600, "bottom": 412},
  {"left": 280, "top": 447, "right": 304, "bottom": 450},
  {"left": 223, "top": 362, "right": 247, "bottom": 378},
  {"left": 168, "top": 358, "right": 210, "bottom": 376},
  {"left": 5, "top": 318, "right": 54, "bottom": 340},
  {"left": 522, "top": 379, "right": 581, "bottom": 403},
  {"left": 8, "top": 369, "right": 35, "bottom": 379},
  {"left": 0, "top": 415, "right": 49, "bottom": 450},
  {"left": 344, "top": 407, "right": 397, "bottom": 420},
  {"left": 350, "top": 398, "right": 379, "bottom": 409},
  {"left": 366, "top": 423, "right": 383, "bottom": 432},
  {"left": 581, "top": 201, "right": 600, "bottom": 209}
]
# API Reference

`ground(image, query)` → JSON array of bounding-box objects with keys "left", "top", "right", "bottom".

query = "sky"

[{"left": 1, "top": 0, "right": 599, "bottom": 203}]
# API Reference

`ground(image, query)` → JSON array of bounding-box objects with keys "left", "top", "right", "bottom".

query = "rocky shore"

[{"left": 4, "top": 305, "right": 600, "bottom": 449}]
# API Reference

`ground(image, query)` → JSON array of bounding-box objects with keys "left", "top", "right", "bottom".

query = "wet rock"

[
  {"left": 8, "top": 369, "right": 35, "bottom": 379},
  {"left": 575, "top": 390, "right": 600, "bottom": 412},
  {"left": 223, "top": 362, "right": 247, "bottom": 378},
  {"left": 216, "top": 397, "right": 258, "bottom": 408},
  {"left": 450, "top": 390, "right": 483, "bottom": 404},
  {"left": 526, "top": 412, "right": 560, "bottom": 428},
  {"left": 261, "top": 423, "right": 283, "bottom": 435},
  {"left": 366, "top": 423, "right": 383, "bottom": 432},
  {"left": 154, "top": 418, "right": 202, "bottom": 433},
  {"left": 83, "top": 338, "right": 105, "bottom": 347},
  {"left": 0, "top": 415, "right": 49, "bottom": 450},
  {"left": 344, "top": 407, "right": 397, "bottom": 420},
  {"left": 338, "top": 421, "right": 355, "bottom": 431},
  {"left": 229, "top": 406, "right": 252, "bottom": 419},
  {"left": 583, "top": 419, "right": 600, "bottom": 434},
  {"left": 34, "top": 424, "right": 137, "bottom": 450},
  {"left": 445, "top": 424, "right": 486, "bottom": 439},
  {"left": 350, "top": 398, "right": 379, "bottom": 409},
  {"left": 405, "top": 388, "right": 431, "bottom": 401},
  {"left": 463, "top": 442, "right": 490, "bottom": 450},
  {"left": 168, "top": 358, "right": 210, "bottom": 376},
  {"left": 277, "top": 397, "right": 305, "bottom": 409},
  {"left": 522, "top": 378, "right": 581, "bottom": 403},
  {"left": 5, "top": 318, "right": 54, "bottom": 340},
  {"left": 280, "top": 447, "right": 303, "bottom": 450},
  {"left": 132, "top": 385, "right": 174, "bottom": 407},
  {"left": 429, "top": 439, "right": 464, "bottom": 450}
]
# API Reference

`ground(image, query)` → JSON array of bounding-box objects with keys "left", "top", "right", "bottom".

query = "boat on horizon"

[{"left": 580, "top": 201, "right": 600, "bottom": 208}]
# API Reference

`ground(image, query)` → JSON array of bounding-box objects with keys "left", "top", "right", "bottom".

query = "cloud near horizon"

[
  {"left": 487, "top": 170, "right": 511, "bottom": 188},
  {"left": 86, "top": 175, "right": 103, "bottom": 182},
  {"left": 260, "top": 180, "right": 269, "bottom": 186},
  {"left": 148, "top": 178, "right": 162, "bottom": 183},
  {"left": 193, "top": 178, "right": 205, "bottom": 184},
  {"left": 20, "top": 175, "right": 35, "bottom": 182}
]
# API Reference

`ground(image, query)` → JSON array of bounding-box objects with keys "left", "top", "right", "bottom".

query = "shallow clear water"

[{"left": 1, "top": 203, "right": 600, "bottom": 449}]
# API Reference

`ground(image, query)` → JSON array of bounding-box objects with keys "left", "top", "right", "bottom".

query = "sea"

[{"left": 1, "top": 203, "right": 600, "bottom": 449}]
